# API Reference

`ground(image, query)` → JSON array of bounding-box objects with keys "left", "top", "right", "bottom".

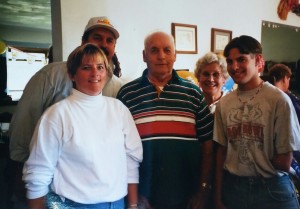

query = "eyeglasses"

[{"left": 201, "top": 72, "right": 222, "bottom": 79}]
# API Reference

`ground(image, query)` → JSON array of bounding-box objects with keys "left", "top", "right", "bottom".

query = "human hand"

[
  {"left": 214, "top": 200, "right": 227, "bottom": 209},
  {"left": 28, "top": 196, "right": 45, "bottom": 209},
  {"left": 187, "top": 190, "right": 210, "bottom": 209},
  {"left": 138, "top": 195, "right": 153, "bottom": 209}
]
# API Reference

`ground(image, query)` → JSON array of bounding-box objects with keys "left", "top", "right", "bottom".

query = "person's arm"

[
  {"left": 23, "top": 108, "right": 63, "bottom": 205},
  {"left": 271, "top": 151, "right": 293, "bottom": 172},
  {"left": 188, "top": 139, "right": 213, "bottom": 209},
  {"left": 127, "top": 184, "right": 138, "bottom": 209},
  {"left": 272, "top": 95, "right": 299, "bottom": 173},
  {"left": 199, "top": 140, "right": 213, "bottom": 187},
  {"left": 122, "top": 105, "right": 143, "bottom": 209},
  {"left": 9, "top": 72, "right": 47, "bottom": 162},
  {"left": 10, "top": 63, "right": 72, "bottom": 163},
  {"left": 28, "top": 196, "right": 45, "bottom": 209},
  {"left": 8, "top": 69, "right": 52, "bottom": 206},
  {"left": 214, "top": 144, "right": 227, "bottom": 209},
  {"left": 188, "top": 93, "right": 215, "bottom": 209}
]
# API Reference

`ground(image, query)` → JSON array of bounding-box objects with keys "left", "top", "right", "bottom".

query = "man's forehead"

[
  {"left": 227, "top": 50, "right": 250, "bottom": 59},
  {"left": 147, "top": 40, "right": 173, "bottom": 49},
  {"left": 149, "top": 44, "right": 172, "bottom": 48},
  {"left": 89, "top": 28, "right": 115, "bottom": 38}
]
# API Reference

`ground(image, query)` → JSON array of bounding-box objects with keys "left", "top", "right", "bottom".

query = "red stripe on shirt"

[{"left": 136, "top": 121, "right": 196, "bottom": 138}]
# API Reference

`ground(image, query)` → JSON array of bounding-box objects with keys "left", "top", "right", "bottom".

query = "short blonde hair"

[
  {"left": 194, "top": 52, "right": 229, "bottom": 80},
  {"left": 67, "top": 43, "right": 112, "bottom": 79}
]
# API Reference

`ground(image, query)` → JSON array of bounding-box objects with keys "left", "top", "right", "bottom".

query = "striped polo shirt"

[
  {"left": 117, "top": 69, "right": 213, "bottom": 142},
  {"left": 117, "top": 69, "right": 214, "bottom": 207}
]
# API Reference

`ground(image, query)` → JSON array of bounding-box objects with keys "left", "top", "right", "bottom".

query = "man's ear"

[
  {"left": 255, "top": 54, "right": 264, "bottom": 74},
  {"left": 143, "top": 50, "right": 147, "bottom": 62},
  {"left": 68, "top": 73, "right": 75, "bottom": 81},
  {"left": 283, "top": 76, "right": 289, "bottom": 84}
]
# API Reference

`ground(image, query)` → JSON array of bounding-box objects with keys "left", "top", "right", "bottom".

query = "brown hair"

[
  {"left": 268, "top": 63, "right": 292, "bottom": 84},
  {"left": 224, "top": 35, "right": 262, "bottom": 58}
]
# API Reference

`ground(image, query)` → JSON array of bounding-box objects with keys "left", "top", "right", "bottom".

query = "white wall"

[{"left": 58, "top": 0, "right": 300, "bottom": 82}]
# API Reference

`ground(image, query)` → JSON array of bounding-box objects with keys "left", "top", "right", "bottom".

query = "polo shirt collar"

[{"left": 140, "top": 68, "right": 181, "bottom": 86}]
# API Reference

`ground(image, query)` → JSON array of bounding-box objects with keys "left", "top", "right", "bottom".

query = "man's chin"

[{"left": 232, "top": 76, "right": 244, "bottom": 83}]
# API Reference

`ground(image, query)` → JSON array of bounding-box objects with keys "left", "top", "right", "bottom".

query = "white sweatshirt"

[{"left": 23, "top": 89, "right": 143, "bottom": 203}]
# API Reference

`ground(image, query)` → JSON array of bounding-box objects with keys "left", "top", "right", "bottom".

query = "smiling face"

[
  {"left": 226, "top": 48, "right": 262, "bottom": 90},
  {"left": 143, "top": 32, "right": 176, "bottom": 82},
  {"left": 71, "top": 54, "right": 107, "bottom": 96},
  {"left": 198, "top": 62, "right": 226, "bottom": 99}
]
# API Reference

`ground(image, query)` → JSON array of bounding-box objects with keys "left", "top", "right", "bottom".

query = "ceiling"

[{"left": 0, "top": 0, "right": 51, "bottom": 30}]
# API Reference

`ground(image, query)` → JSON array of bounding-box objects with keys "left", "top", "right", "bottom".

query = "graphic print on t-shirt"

[{"left": 227, "top": 103, "right": 264, "bottom": 166}]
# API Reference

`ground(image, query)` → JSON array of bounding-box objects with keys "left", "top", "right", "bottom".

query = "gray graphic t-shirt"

[{"left": 213, "top": 82, "right": 300, "bottom": 177}]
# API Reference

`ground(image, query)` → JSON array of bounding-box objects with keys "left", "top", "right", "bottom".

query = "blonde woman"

[
  {"left": 23, "top": 44, "right": 143, "bottom": 209},
  {"left": 194, "top": 52, "right": 230, "bottom": 113}
]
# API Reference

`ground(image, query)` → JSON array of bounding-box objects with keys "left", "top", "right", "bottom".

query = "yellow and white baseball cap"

[{"left": 84, "top": 16, "right": 119, "bottom": 39}]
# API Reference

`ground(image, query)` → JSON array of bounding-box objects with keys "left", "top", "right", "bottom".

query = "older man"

[{"left": 117, "top": 31, "right": 214, "bottom": 209}]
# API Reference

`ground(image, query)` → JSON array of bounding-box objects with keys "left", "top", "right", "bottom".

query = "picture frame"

[
  {"left": 211, "top": 28, "right": 232, "bottom": 53},
  {"left": 171, "top": 23, "right": 197, "bottom": 54}
]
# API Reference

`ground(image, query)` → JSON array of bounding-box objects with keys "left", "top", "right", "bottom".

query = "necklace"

[{"left": 237, "top": 81, "right": 264, "bottom": 104}]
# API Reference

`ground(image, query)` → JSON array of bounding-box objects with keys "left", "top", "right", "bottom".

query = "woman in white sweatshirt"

[{"left": 22, "top": 43, "right": 143, "bottom": 209}]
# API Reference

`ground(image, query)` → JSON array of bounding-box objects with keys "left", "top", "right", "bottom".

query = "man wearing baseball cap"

[
  {"left": 82, "top": 16, "right": 122, "bottom": 77},
  {"left": 8, "top": 16, "right": 124, "bottom": 209}
]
